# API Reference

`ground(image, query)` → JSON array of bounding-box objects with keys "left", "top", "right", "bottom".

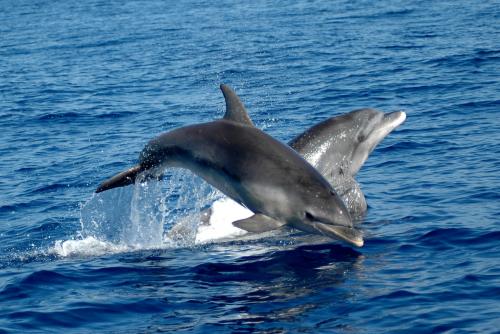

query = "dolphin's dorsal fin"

[{"left": 220, "top": 84, "right": 254, "bottom": 126}]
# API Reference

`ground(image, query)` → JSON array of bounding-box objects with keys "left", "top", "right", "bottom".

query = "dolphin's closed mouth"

[
  {"left": 384, "top": 111, "right": 407, "bottom": 130},
  {"left": 311, "top": 221, "right": 364, "bottom": 247}
]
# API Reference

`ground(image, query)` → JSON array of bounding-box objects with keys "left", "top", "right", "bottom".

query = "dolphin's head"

[
  {"left": 351, "top": 109, "right": 406, "bottom": 147},
  {"left": 348, "top": 109, "right": 406, "bottom": 175},
  {"left": 289, "top": 185, "right": 364, "bottom": 247},
  {"left": 290, "top": 108, "right": 406, "bottom": 182}
]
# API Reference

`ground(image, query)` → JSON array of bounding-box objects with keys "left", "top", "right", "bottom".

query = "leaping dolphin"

[
  {"left": 202, "top": 107, "right": 407, "bottom": 228},
  {"left": 96, "top": 85, "right": 364, "bottom": 247},
  {"left": 197, "top": 92, "right": 406, "bottom": 242}
]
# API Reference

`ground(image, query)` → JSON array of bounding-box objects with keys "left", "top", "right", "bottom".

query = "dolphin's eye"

[{"left": 305, "top": 212, "right": 315, "bottom": 220}]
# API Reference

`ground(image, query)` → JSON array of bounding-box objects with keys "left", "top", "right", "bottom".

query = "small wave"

[
  {"left": 31, "top": 183, "right": 70, "bottom": 194},
  {"left": 417, "top": 228, "right": 500, "bottom": 250},
  {"left": 37, "top": 112, "right": 82, "bottom": 121},
  {"left": 381, "top": 44, "right": 424, "bottom": 51},
  {"left": 376, "top": 140, "right": 421, "bottom": 152},
  {"left": 382, "top": 8, "right": 415, "bottom": 16},
  {"left": 0, "top": 199, "right": 49, "bottom": 213},
  {"left": 96, "top": 111, "right": 135, "bottom": 119},
  {"left": 25, "top": 220, "right": 62, "bottom": 234},
  {"left": 419, "top": 228, "right": 464, "bottom": 240},
  {"left": 20, "top": 269, "right": 72, "bottom": 285},
  {"left": 371, "top": 289, "right": 421, "bottom": 301},
  {"left": 454, "top": 99, "right": 500, "bottom": 110}
]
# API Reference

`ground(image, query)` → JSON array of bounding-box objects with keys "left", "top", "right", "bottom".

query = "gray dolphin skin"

[
  {"left": 289, "top": 108, "right": 406, "bottom": 218},
  {"left": 96, "top": 85, "right": 364, "bottom": 247}
]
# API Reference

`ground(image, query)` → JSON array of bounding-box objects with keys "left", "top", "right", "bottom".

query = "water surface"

[{"left": 1, "top": 0, "right": 499, "bottom": 332}]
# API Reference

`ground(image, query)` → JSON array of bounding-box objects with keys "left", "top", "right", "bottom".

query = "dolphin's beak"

[
  {"left": 95, "top": 165, "right": 143, "bottom": 193},
  {"left": 312, "top": 221, "right": 364, "bottom": 247},
  {"left": 383, "top": 111, "right": 406, "bottom": 130}
]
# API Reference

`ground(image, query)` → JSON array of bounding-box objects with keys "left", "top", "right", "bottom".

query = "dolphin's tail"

[{"left": 95, "top": 165, "right": 143, "bottom": 193}]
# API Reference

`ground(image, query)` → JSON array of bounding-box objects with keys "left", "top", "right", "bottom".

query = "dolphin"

[
  {"left": 96, "top": 85, "right": 364, "bottom": 247},
  {"left": 289, "top": 107, "right": 407, "bottom": 217},
  {"left": 199, "top": 103, "right": 406, "bottom": 235}
]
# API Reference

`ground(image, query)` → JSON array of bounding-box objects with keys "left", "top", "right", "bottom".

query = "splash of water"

[{"left": 53, "top": 169, "right": 226, "bottom": 257}]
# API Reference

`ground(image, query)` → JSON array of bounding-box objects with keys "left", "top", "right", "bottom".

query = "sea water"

[{"left": 0, "top": 0, "right": 499, "bottom": 332}]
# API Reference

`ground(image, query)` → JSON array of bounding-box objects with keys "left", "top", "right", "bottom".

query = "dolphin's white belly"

[{"left": 195, "top": 197, "right": 253, "bottom": 243}]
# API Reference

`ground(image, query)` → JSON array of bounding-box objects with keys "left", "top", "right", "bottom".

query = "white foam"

[{"left": 52, "top": 237, "right": 132, "bottom": 257}]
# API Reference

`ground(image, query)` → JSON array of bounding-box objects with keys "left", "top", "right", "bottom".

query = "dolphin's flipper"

[
  {"left": 220, "top": 84, "right": 254, "bottom": 126},
  {"left": 232, "top": 214, "right": 286, "bottom": 233}
]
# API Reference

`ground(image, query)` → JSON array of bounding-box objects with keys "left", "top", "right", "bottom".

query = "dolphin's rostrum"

[{"left": 96, "top": 85, "right": 364, "bottom": 247}]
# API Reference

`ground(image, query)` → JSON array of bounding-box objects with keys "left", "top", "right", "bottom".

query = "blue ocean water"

[{"left": 1, "top": 0, "right": 499, "bottom": 332}]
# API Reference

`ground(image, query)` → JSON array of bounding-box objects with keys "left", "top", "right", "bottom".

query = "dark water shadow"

[
  {"left": 189, "top": 243, "right": 363, "bottom": 330},
  {"left": 194, "top": 243, "right": 361, "bottom": 283}
]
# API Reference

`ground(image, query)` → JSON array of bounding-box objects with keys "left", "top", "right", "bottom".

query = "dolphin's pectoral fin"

[
  {"left": 232, "top": 214, "right": 286, "bottom": 233},
  {"left": 220, "top": 84, "right": 254, "bottom": 126}
]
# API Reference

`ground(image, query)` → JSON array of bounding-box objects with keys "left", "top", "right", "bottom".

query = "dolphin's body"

[
  {"left": 200, "top": 108, "right": 406, "bottom": 235},
  {"left": 96, "top": 85, "right": 364, "bottom": 247}
]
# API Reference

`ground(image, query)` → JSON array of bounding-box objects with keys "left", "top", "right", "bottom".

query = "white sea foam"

[{"left": 52, "top": 236, "right": 132, "bottom": 257}]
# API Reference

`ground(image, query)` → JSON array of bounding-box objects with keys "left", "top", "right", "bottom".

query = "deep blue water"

[{"left": 1, "top": 0, "right": 499, "bottom": 332}]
